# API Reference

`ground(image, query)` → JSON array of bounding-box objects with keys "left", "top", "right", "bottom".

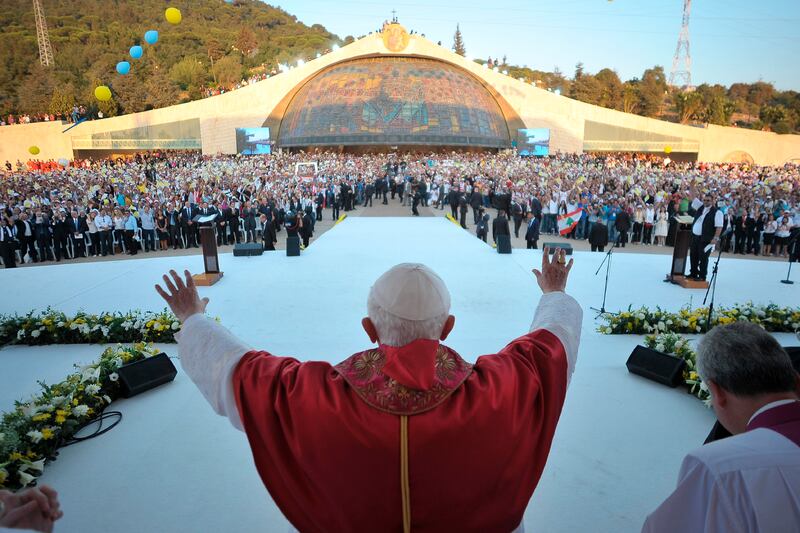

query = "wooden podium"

[
  {"left": 666, "top": 216, "right": 708, "bottom": 288},
  {"left": 193, "top": 226, "right": 223, "bottom": 286}
]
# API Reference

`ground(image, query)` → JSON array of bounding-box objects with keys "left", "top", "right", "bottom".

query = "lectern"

[
  {"left": 193, "top": 226, "right": 223, "bottom": 286},
  {"left": 666, "top": 215, "right": 706, "bottom": 288}
]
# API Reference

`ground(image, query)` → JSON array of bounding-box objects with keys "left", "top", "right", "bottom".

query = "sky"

[{"left": 275, "top": 0, "right": 800, "bottom": 90}]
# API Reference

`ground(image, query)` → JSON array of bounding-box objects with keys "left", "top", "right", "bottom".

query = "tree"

[
  {"left": 638, "top": 66, "right": 667, "bottom": 117},
  {"left": 570, "top": 74, "right": 603, "bottom": 105},
  {"left": 145, "top": 66, "right": 180, "bottom": 110},
  {"left": 16, "top": 66, "right": 56, "bottom": 115},
  {"left": 206, "top": 38, "right": 225, "bottom": 84},
  {"left": 235, "top": 27, "right": 258, "bottom": 57},
  {"left": 747, "top": 81, "right": 774, "bottom": 107},
  {"left": 675, "top": 91, "right": 704, "bottom": 123},
  {"left": 595, "top": 68, "right": 622, "bottom": 109},
  {"left": 622, "top": 81, "right": 640, "bottom": 114},
  {"left": 452, "top": 24, "right": 466, "bottom": 56},
  {"left": 212, "top": 55, "right": 243, "bottom": 87},
  {"left": 49, "top": 84, "right": 77, "bottom": 116},
  {"left": 574, "top": 62, "right": 584, "bottom": 80},
  {"left": 170, "top": 57, "right": 209, "bottom": 90}
]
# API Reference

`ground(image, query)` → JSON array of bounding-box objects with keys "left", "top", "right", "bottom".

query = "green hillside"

[{"left": 0, "top": 0, "right": 345, "bottom": 117}]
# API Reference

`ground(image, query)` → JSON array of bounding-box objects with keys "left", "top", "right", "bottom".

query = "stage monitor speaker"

[
  {"left": 117, "top": 353, "right": 177, "bottom": 398},
  {"left": 287, "top": 235, "right": 301, "bottom": 256},
  {"left": 626, "top": 345, "right": 686, "bottom": 388},
  {"left": 496, "top": 234, "right": 511, "bottom": 254},
  {"left": 233, "top": 243, "right": 263, "bottom": 257},
  {"left": 544, "top": 243, "right": 573, "bottom": 255}
]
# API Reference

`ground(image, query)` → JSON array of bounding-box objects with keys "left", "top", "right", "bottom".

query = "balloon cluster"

[{"left": 96, "top": 7, "right": 182, "bottom": 102}]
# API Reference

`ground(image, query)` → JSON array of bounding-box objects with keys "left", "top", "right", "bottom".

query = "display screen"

[
  {"left": 517, "top": 128, "right": 550, "bottom": 156},
  {"left": 236, "top": 128, "right": 271, "bottom": 154}
]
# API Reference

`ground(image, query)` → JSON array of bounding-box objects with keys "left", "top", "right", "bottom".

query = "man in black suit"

[
  {"left": 458, "top": 193, "right": 468, "bottom": 229},
  {"left": 0, "top": 217, "right": 17, "bottom": 268},
  {"left": 614, "top": 205, "right": 631, "bottom": 248},
  {"left": 448, "top": 187, "right": 460, "bottom": 219},
  {"left": 51, "top": 210, "right": 69, "bottom": 261},
  {"left": 470, "top": 188, "right": 483, "bottom": 224},
  {"left": 492, "top": 210, "right": 511, "bottom": 245},
  {"left": 167, "top": 203, "right": 182, "bottom": 249},
  {"left": 589, "top": 215, "right": 609, "bottom": 252},
  {"left": 529, "top": 194, "right": 543, "bottom": 224},
  {"left": 181, "top": 201, "right": 198, "bottom": 248},
  {"left": 328, "top": 186, "right": 340, "bottom": 220},
  {"left": 688, "top": 194, "right": 723, "bottom": 281},
  {"left": 33, "top": 210, "right": 53, "bottom": 262},
  {"left": 364, "top": 181, "right": 374, "bottom": 207},
  {"left": 475, "top": 210, "right": 489, "bottom": 242},
  {"left": 15, "top": 212, "right": 38, "bottom": 263},
  {"left": 315, "top": 192, "right": 324, "bottom": 221},
  {"left": 67, "top": 210, "right": 88, "bottom": 258},
  {"left": 524, "top": 212, "right": 540, "bottom": 249},
  {"left": 511, "top": 201, "right": 524, "bottom": 238}
]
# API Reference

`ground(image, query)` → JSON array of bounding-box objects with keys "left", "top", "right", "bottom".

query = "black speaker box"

[
  {"left": 286, "top": 235, "right": 300, "bottom": 256},
  {"left": 544, "top": 242, "right": 574, "bottom": 255},
  {"left": 626, "top": 345, "right": 686, "bottom": 388},
  {"left": 117, "top": 352, "right": 177, "bottom": 398},
  {"left": 233, "top": 243, "right": 263, "bottom": 257},
  {"left": 496, "top": 234, "right": 511, "bottom": 254}
]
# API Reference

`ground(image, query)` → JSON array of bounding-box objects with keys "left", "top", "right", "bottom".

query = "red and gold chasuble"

[{"left": 233, "top": 329, "right": 568, "bottom": 532}]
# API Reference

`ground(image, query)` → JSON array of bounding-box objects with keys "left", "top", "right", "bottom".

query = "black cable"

[{"left": 62, "top": 409, "right": 123, "bottom": 447}]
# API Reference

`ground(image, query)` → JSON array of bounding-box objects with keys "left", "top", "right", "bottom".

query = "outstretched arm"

[
  {"left": 531, "top": 248, "right": 582, "bottom": 386},
  {"left": 156, "top": 270, "right": 251, "bottom": 429}
]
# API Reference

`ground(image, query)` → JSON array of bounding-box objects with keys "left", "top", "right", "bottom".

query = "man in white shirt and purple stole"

[{"left": 644, "top": 322, "right": 800, "bottom": 532}]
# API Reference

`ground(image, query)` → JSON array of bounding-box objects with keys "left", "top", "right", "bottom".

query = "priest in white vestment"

[{"left": 643, "top": 322, "right": 800, "bottom": 532}]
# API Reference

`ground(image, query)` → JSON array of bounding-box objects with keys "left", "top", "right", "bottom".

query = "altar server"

[
  {"left": 643, "top": 322, "right": 800, "bottom": 532},
  {"left": 156, "top": 249, "right": 580, "bottom": 532}
]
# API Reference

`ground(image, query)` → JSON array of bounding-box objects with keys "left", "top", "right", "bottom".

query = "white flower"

[
  {"left": 757, "top": 310, "right": 766, "bottom": 317},
  {"left": 655, "top": 343, "right": 665, "bottom": 353},
  {"left": 696, "top": 326, "right": 702, "bottom": 332},
  {"left": 26, "top": 430, "right": 43, "bottom": 443},
  {"left": 86, "top": 384, "right": 101, "bottom": 395},
  {"left": 57, "top": 321, "right": 65, "bottom": 327},
  {"left": 51, "top": 396, "right": 67, "bottom": 407},
  {"left": 69, "top": 322, "right": 78, "bottom": 330},
  {"left": 18, "top": 471, "right": 36, "bottom": 487},
  {"left": 121, "top": 321, "right": 132, "bottom": 329},
  {"left": 27, "top": 459, "right": 45, "bottom": 472},
  {"left": 92, "top": 324, "right": 101, "bottom": 331},
  {"left": 101, "top": 326, "right": 110, "bottom": 336},
  {"left": 657, "top": 321, "right": 666, "bottom": 330},
  {"left": 17, "top": 329, "right": 26, "bottom": 339},
  {"left": 112, "top": 357, "right": 124, "bottom": 368},
  {"left": 636, "top": 313, "right": 645, "bottom": 320},
  {"left": 109, "top": 372, "right": 119, "bottom": 382},
  {"left": 102, "top": 395, "right": 112, "bottom": 404},
  {"left": 31, "top": 329, "right": 41, "bottom": 338},
  {"left": 80, "top": 366, "right": 100, "bottom": 383},
  {"left": 666, "top": 320, "right": 673, "bottom": 325},
  {"left": 72, "top": 405, "right": 89, "bottom": 417},
  {"left": 133, "top": 320, "right": 142, "bottom": 329},
  {"left": 171, "top": 321, "right": 180, "bottom": 330}
]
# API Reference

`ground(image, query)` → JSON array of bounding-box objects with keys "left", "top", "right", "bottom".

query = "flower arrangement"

[
  {"left": 0, "top": 343, "right": 161, "bottom": 490},
  {"left": 598, "top": 302, "right": 800, "bottom": 336},
  {"left": 643, "top": 332, "right": 710, "bottom": 403},
  {"left": 0, "top": 309, "right": 181, "bottom": 347}
]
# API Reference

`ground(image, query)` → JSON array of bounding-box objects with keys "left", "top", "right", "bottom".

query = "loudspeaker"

[
  {"left": 117, "top": 353, "right": 177, "bottom": 398},
  {"left": 233, "top": 243, "right": 263, "bottom": 257},
  {"left": 626, "top": 345, "right": 686, "bottom": 387},
  {"left": 496, "top": 234, "right": 511, "bottom": 254},
  {"left": 286, "top": 236, "right": 300, "bottom": 256},
  {"left": 544, "top": 243, "right": 573, "bottom": 255}
]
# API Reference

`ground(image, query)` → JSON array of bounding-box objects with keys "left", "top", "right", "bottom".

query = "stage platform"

[{"left": 1, "top": 217, "right": 797, "bottom": 533}]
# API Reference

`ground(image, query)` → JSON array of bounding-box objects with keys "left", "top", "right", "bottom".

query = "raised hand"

[
  {"left": 532, "top": 247, "right": 574, "bottom": 294},
  {"left": 155, "top": 269, "right": 209, "bottom": 323}
]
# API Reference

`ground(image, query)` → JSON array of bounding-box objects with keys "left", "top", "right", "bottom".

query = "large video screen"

[
  {"left": 517, "top": 128, "right": 550, "bottom": 156},
  {"left": 236, "top": 127, "right": 271, "bottom": 155}
]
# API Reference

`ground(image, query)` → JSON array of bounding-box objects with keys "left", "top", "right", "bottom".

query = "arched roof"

[{"left": 276, "top": 56, "right": 512, "bottom": 148}]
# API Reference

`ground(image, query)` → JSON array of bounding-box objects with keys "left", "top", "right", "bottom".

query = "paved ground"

[{"left": 9, "top": 198, "right": 790, "bottom": 268}]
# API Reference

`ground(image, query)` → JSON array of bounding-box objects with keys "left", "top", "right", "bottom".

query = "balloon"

[
  {"left": 58, "top": 158, "right": 70, "bottom": 167},
  {"left": 130, "top": 45, "right": 143, "bottom": 59},
  {"left": 165, "top": 7, "right": 182, "bottom": 24},
  {"left": 664, "top": 145, "right": 673, "bottom": 154},
  {"left": 28, "top": 146, "right": 40, "bottom": 155},
  {"left": 94, "top": 85, "right": 112, "bottom": 101},
  {"left": 144, "top": 30, "right": 159, "bottom": 45},
  {"left": 116, "top": 61, "right": 131, "bottom": 75}
]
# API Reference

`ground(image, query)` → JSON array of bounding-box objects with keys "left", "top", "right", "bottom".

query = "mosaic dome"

[{"left": 277, "top": 57, "right": 511, "bottom": 148}]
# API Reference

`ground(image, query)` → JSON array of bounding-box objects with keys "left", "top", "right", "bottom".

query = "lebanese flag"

[{"left": 557, "top": 208, "right": 583, "bottom": 235}]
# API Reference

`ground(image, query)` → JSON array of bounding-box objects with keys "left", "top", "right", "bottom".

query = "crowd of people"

[
  {"left": 1, "top": 150, "right": 798, "bottom": 269},
  {"left": 1, "top": 105, "right": 91, "bottom": 128}
]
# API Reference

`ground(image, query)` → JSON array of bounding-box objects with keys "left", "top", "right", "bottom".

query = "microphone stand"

[
  {"left": 702, "top": 238, "right": 725, "bottom": 332},
  {"left": 591, "top": 233, "right": 619, "bottom": 317},
  {"left": 780, "top": 230, "right": 798, "bottom": 285}
]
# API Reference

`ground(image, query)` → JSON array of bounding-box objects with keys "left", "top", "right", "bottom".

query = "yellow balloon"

[
  {"left": 165, "top": 7, "right": 182, "bottom": 24},
  {"left": 28, "top": 146, "right": 40, "bottom": 155},
  {"left": 664, "top": 145, "right": 673, "bottom": 154},
  {"left": 94, "top": 85, "right": 112, "bottom": 101}
]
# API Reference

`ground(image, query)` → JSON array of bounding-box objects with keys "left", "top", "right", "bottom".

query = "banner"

[{"left": 557, "top": 208, "right": 583, "bottom": 235}]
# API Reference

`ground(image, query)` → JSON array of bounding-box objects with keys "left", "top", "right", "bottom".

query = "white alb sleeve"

[
  {"left": 175, "top": 313, "right": 253, "bottom": 430},
  {"left": 529, "top": 291, "right": 583, "bottom": 386}
]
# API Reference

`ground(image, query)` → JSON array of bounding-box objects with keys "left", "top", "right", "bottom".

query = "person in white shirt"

[
  {"left": 688, "top": 194, "right": 724, "bottom": 281},
  {"left": 643, "top": 322, "right": 800, "bottom": 532}
]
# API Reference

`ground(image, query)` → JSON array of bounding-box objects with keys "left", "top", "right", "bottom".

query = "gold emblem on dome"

[{"left": 382, "top": 23, "right": 410, "bottom": 52}]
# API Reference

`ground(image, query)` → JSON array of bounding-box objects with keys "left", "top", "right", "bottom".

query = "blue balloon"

[
  {"left": 116, "top": 61, "right": 131, "bottom": 75},
  {"left": 144, "top": 30, "right": 159, "bottom": 45},
  {"left": 130, "top": 45, "right": 143, "bottom": 59}
]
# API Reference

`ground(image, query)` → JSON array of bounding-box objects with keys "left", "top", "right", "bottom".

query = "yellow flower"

[
  {"left": 41, "top": 428, "right": 54, "bottom": 440},
  {"left": 8, "top": 452, "right": 24, "bottom": 462},
  {"left": 689, "top": 371, "right": 699, "bottom": 380},
  {"left": 55, "top": 414, "right": 66, "bottom": 424},
  {"left": 31, "top": 413, "right": 51, "bottom": 422},
  {"left": 146, "top": 320, "right": 154, "bottom": 328},
  {"left": 106, "top": 317, "right": 113, "bottom": 324},
  {"left": 0, "top": 468, "right": 7, "bottom": 485}
]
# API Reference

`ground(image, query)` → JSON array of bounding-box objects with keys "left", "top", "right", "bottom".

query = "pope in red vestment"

[{"left": 157, "top": 250, "right": 580, "bottom": 532}]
